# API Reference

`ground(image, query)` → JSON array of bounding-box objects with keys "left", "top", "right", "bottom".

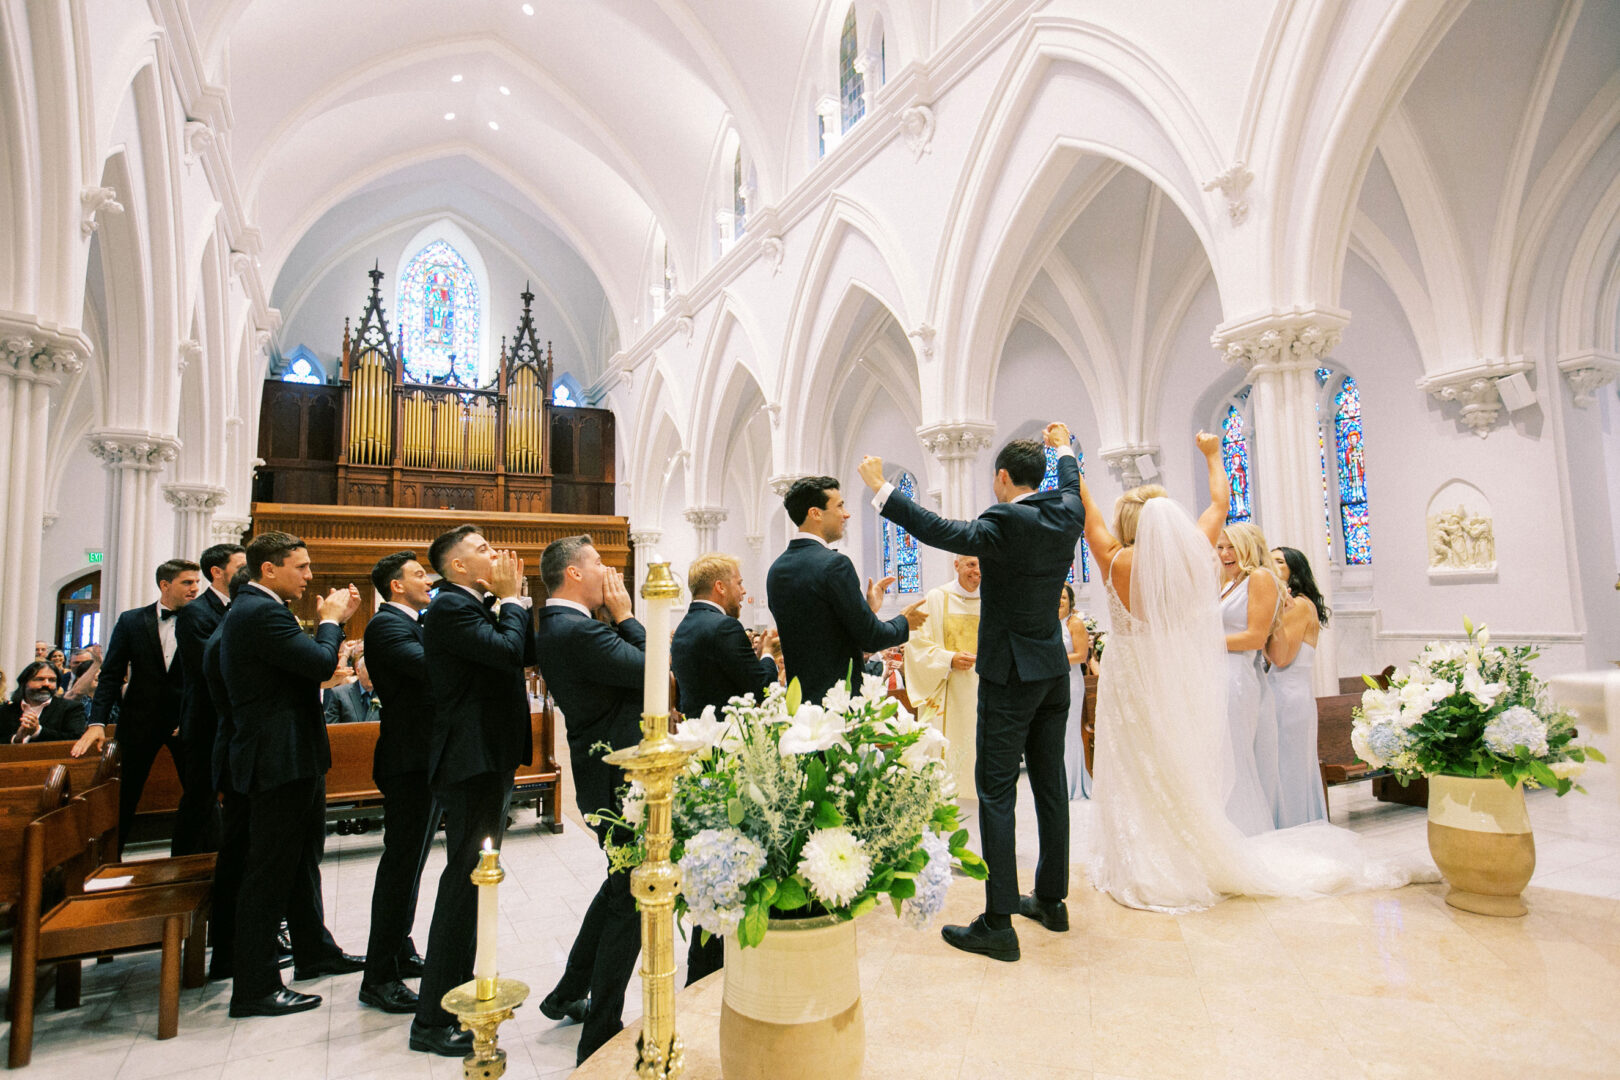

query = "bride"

[{"left": 1079, "top": 431, "right": 1433, "bottom": 912}]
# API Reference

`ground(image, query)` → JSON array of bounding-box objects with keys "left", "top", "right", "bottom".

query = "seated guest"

[
  {"left": 32, "top": 641, "right": 49, "bottom": 662},
  {"left": 45, "top": 647, "right": 69, "bottom": 691},
  {"left": 2, "top": 662, "right": 87, "bottom": 742},
  {"left": 324, "top": 651, "right": 378, "bottom": 724},
  {"left": 671, "top": 553, "right": 780, "bottom": 986}
]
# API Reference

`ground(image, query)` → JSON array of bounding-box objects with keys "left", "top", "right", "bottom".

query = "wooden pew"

[
  {"left": 0, "top": 767, "right": 71, "bottom": 913},
  {"left": 0, "top": 744, "right": 117, "bottom": 803},
  {"left": 1316, "top": 692, "right": 1373, "bottom": 813}
]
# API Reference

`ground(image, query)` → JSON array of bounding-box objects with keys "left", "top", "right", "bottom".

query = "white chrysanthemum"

[
  {"left": 797, "top": 826, "right": 872, "bottom": 908},
  {"left": 1483, "top": 706, "right": 1549, "bottom": 757}
]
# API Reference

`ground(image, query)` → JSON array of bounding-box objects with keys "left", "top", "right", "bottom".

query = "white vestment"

[{"left": 903, "top": 580, "right": 980, "bottom": 795}]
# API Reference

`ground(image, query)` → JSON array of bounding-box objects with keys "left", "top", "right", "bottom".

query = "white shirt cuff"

[
  {"left": 872, "top": 481, "right": 895, "bottom": 510},
  {"left": 319, "top": 618, "right": 340, "bottom": 626},
  {"left": 1053, "top": 443, "right": 1076, "bottom": 461},
  {"left": 500, "top": 596, "right": 532, "bottom": 610}
]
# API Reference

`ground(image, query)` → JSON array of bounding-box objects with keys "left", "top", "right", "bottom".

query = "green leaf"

[
  {"left": 814, "top": 800, "right": 844, "bottom": 828},
  {"left": 753, "top": 878, "right": 779, "bottom": 907},
  {"left": 1587, "top": 746, "right": 1608, "bottom": 763},
  {"left": 888, "top": 877, "right": 916, "bottom": 899},
  {"left": 1529, "top": 760, "right": 1559, "bottom": 788},
  {"left": 850, "top": 894, "right": 878, "bottom": 919},
  {"left": 774, "top": 876, "right": 809, "bottom": 911},
  {"left": 950, "top": 828, "right": 969, "bottom": 851},
  {"left": 891, "top": 895, "right": 905, "bottom": 916},
  {"left": 786, "top": 678, "right": 802, "bottom": 717},
  {"left": 868, "top": 868, "right": 895, "bottom": 892},
  {"left": 727, "top": 798, "right": 745, "bottom": 826},
  {"left": 741, "top": 902, "right": 768, "bottom": 947}
]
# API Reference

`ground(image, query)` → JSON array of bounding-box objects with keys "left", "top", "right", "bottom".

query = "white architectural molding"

[
  {"left": 183, "top": 119, "right": 215, "bottom": 165},
  {"left": 1417, "top": 359, "right": 1533, "bottom": 438},
  {"left": 684, "top": 505, "right": 728, "bottom": 551},
  {"left": 1212, "top": 309, "right": 1347, "bottom": 371},
  {"left": 163, "top": 483, "right": 228, "bottom": 511},
  {"left": 212, "top": 516, "right": 252, "bottom": 544},
  {"left": 917, "top": 420, "right": 995, "bottom": 518},
  {"left": 79, "top": 186, "right": 124, "bottom": 238},
  {"left": 900, "top": 104, "right": 936, "bottom": 160},
  {"left": 1556, "top": 350, "right": 1620, "bottom": 407},
  {"left": 767, "top": 474, "right": 805, "bottom": 498},
  {"left": 908, "top": 323, "right": 937, "bottom": 362},
  {"left": 88, "top": 430, "right": 182, "bottom": 470},
  {"left": 760, "top": 235, "right": 785, "bottom": 276},
  {"left": 178, "top": 339, "right": 202, "bottom": 372},
  {"left": 744, "top": 534, "right": 764, "bottom": 555},
  {"left": 229, "top": 250, "right": 252, "bottom": 278},
  {"left": 1202, "top": 162, "right": 1253, "bottom": 225},
  {"left": 1099, "top": 444, "right": 1160, "bottom": 488}
]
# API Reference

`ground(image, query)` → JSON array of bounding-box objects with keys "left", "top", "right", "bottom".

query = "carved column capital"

[
  {"left": 916, "top": 420, "right": 995, "bottom": 463},
  {"left": 212, "top": 516, "right": 251, "bottom": 544},
  {"left": 1211, "top": 310, "right": 1347, "bottom": 373},
  {"left": 1556, "top": 350, "right": 1620, "bottom": 408},
  {"left": 682, "top": 506, "right": 728, "bottom": 530},
  {"left": 744, "top": 534, "right": 764, "bottom": 555},
  {"left": 163, "top": 483, "right": 228, "bottom": 511},
  {"left": 88, "top": 429, "right": 181, "bottom": 471},
  {"left": 178, "top": 339, "right": 202, "bottom": 372},
  {"left": 628, "top": 529, "right": 664, "bottom": 548},
  {"left": 767, "top": 474, "right": 805, "bottom": 498},
  {"left": 1418, "top": 360, "right": 1532, "bottom": 438}
]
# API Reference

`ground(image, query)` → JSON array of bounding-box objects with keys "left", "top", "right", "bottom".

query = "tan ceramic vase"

[
  {"left": 1427, "top": 773, "right": 1535, "bottom": 916},
  {"left": 719, "top": 914, "right": 864, "bottom": 1080}
]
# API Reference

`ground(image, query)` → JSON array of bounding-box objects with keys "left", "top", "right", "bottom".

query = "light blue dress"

[
  {"left": 1269, "top": 641, "right": 1328, "bottom": 827},
  {"left": 1062, "top": 618, "right": 1091, "bottom": 799},
  {"left": 1220, "top": 580, "right": 1278, "bottom": 835}
]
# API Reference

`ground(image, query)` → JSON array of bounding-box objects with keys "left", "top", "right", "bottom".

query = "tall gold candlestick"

[
  {"left": 443, "top": 843, "right": 529, "bottom": 1079},
  {"left": 604, "top": 561, "right": 691, "bottom": 1079}
]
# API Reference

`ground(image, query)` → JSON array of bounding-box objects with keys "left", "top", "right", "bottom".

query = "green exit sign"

[{"left": 86, "top": 551, "right": 103, "bottom": 564}]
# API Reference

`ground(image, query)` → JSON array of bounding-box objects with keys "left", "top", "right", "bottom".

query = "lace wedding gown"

[{"left": 1084, "top": 498, "right": 1435, "bottom": 913}]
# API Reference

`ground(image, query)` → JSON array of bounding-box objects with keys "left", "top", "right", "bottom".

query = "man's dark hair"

[
  {"left": 155, "top": 559, "right": 201, "bottom": 587},
  {"left": 541, "top": 534, "right": 594, "bottom": 593},
  {"left": 227, "top": 565, "right": 254, "bottom": 600},
  {"left": 244, "top": 532, "right": 306, "bottom": 577},
  {"left": 199, "top": 543, "right": 245, "bottom": 581},
  {"left": 371, "top": 550, "right": 418, "bottom": 598},
  {"left": 783, "top": 476, "right": 839, "bottom": 526},
  {"left": 12, "top": 661, "right": 55, "bottom": 703},
  {"left": 428, "top": 525, "right": 480, "bottom": 577},
  {"left": 994, "top": 439, "right": 1047, "bottom": 490}
]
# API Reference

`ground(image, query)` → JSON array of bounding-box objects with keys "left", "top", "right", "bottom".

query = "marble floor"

[{"left": 4, "top": 731, "right": 1616, "bottom": 1080}]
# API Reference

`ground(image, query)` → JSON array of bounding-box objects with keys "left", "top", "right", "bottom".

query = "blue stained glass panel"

[
  {"left": 1341, "top": 502, "right": 1371, "bottom": 565},
  {"left": 1221, "top": 404, "right": 1252, "bottom": 523},
  {"left": 1039, "top": 444, "right": 1090, "bottom": 583},
  {"left": 1315, "top": 366, "right": 1332, "bottom": 387},
  {"left": 282, "top": 356, "right": 320, "bottom": 384},
  {"left": 1333, "top": 376, "right": 1371, "bottom": 564},
  {"left": 398, "top": 240, "right": 481, "bottom": 385},
  {"left": 882, "top": 471, "right": 922, "bottom": 594},
  {"left": 839, "top": 5, "right": 864, "bottom": 133},
  {"left": 1317, "top": 401, "right": 1332, "bottom": 561}
]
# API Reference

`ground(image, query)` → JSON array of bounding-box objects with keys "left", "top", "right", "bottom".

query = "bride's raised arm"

[
  {"left": 1193, "top": 431, "right": 1230, "bottom": 546},
  {"left": 1079, "top": 472, "right": 1122, "bottom": 568}
]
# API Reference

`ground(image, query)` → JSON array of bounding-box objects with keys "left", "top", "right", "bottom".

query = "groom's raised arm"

[{"left": 859, "top": 456, "right": 1004, "bottom": 557}]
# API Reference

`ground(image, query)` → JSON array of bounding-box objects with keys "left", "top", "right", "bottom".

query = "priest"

[{"left": 903, "top": 555, "right": 982, "bottom": 795}]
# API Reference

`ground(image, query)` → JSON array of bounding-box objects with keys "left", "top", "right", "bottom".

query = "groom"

[{"left": 859, "top": 422, "right": 1083, "bottom": 962}]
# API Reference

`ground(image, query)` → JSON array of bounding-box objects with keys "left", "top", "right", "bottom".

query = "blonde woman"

[{"left": 1217, "top": 522, "right": 1284, "bottom": 833}]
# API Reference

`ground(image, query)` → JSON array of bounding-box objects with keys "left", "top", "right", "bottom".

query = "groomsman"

[
  {"left": 766, "top": 476, "right": 926, "bottom": 703},
  {"left": 357, "top": 551, "right": 436, "bottom": 1014},
  {"left": 412, "top": 527, "right": 534, "bottom": 1056},
  {"left": 533, "top": 534, "right": 645, "bottom": 1065},
  {"left": 75, "top": 559, "right": 202, "bottom": 853},
  {"left": 172, "top": 543, "right": 245, "bottom": 856},
  {"left": 222, "top": 532, "right": 365, "bottom": 1016},
  {"left": 203, "top": 567, "right": 251, "bottom": 981},
  {"left": 860, "top": 424, "right": 1084, "bottom": 963},
  {"left": 671, "top": 552, "right": 779, "bottom": 985}
]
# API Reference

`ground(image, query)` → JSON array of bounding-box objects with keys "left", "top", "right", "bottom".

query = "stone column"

[
  {"left": 629, "top": 528, "right": 663, "bottom": 620},
  {"left": 1212, "top": 312, "right": 1344, "bottom": 695},
  {"left": 767, "top": 474, "right": 805, "bottom": 548},
  {"left": 916, "top": 421, "right": 995, "bottom": 519},
  {"left": 89, "top": 430, "right": 181, "bottom": 620},
  {"left": 212, "top": 515, "right": 252, "bottom": 546},
  {"left": 683, "top": 506, "right": 728, "bottom": 553},
  {"left": 0, "top": 335, "right": 84, "bottom": 665},
  {"left": 163, "top": 483, "right": 228, "bottom": 559}
]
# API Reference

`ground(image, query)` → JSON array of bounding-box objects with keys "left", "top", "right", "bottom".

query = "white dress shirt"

[
  {"left": 385, "top": 601, "right": 421, "bottom": 621},
  {"left": 156, "top": 602, "right": 179, "bottom": 669},
  {"left": 545, "top": 597, "right": 594, "bottom": 618}
]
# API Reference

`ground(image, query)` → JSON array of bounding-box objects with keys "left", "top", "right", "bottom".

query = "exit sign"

[{"left": 86, "top": 551, "right": 103, "bottom": 564}]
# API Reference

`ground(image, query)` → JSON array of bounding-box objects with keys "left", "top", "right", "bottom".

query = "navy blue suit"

[
  {"left": 173, "top": 588, "right": 228, "bottom": 855},
  {"left": 878, "top": 451, "right": 1085, "bottom": 914},
  {"left": 765, "top": 538, "right": 910, "bottom": 704},
  {"left": 671, "top": 601, "right": 777, "bottom": 720}
]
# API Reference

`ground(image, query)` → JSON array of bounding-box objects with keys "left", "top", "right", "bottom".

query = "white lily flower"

[
  {"left": 1461, "top": 664, "right": 1504, "bottom": 709},
  {"left": 670, "top": 706, "right": 739, "bottom": 756},
  {"left": 899, "top": 726, "right": 949, "bottom": 771},
  {"left": 860, "top": 671, "right": 889, "bottom": 704},
  {"left": 778, "top": 704, "right": 848, "bottom": 755}
]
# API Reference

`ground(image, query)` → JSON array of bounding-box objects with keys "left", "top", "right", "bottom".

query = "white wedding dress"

[{"left": 1084, "top": 498, "right": 1435, "bottom": 913}]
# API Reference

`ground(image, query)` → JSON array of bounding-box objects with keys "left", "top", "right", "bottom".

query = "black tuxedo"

[
  {"left": 878, "top": 451, "right": 1085, "bottom": 915},
  {"left": 172, "top": 589, "right": 228, "bottom": 855},
  {"left": 202, "top": 624, "right": 245, "bottom": 977},
  {"left": 360, "top": 603, "right": 437, "bottom": 987},
  {"left": 672, "top": 601, "right": 778, "bottom": 719},
  {"left": 766, "top": 538, "right": 910, "bottom": 704},
  {"left": 89, "top": 602, "right": 187, "bottom": 854},
  {"left": 219, "top": 585, "right": 347, "bottom": 1001},
  {"left": 415, "top": 586, "right": 534, "bottom": 1030},
  {"left": 0, "top": 697, "right": 87, "bottom": 743},
  {"left": 322, "top": 681, "right": 376, "bottom": 724},
  {"left": 534, "top": 602, "right": 647, "bottom": 1060}
]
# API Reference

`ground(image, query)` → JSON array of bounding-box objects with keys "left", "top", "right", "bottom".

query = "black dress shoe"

[
  {"left": 409, "top": 1021, "right": 474, "bottom": 1056},
  {"left": 539, "top": 990, "right": 589, "bottom": 1023},
  {"left": 1017, "top": 893, "right": 1070, "bottom": 932},
  {"left": 358, "top": 979, "right": 419, "bottom": 1013},
  {"left": 292, "top": 952, "right": 367, "bottom": 980},
  {"left": 941, "top": 915, "right": 1020, "bottom": 962},
  {"left": 229, "top": 987, "right": 323, "bottom": 1018},
  {"left": 396, "top": 951, "right": 425, "bottom": 978}
]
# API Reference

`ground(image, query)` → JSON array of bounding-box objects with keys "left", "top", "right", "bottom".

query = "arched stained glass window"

[
  {"left": 281, "top": 355, "right": 320, "bottom": 384},
  {"left": 1040, "top": 444, "right": 1090, "bottom": 583},
  {"left": 732, "top": 148, "right": 746, "bottom": 239},
  {"left": 839, "top": 5, "right": 864, "bottom": 133},
  {"left": 552, "top": 373, "right": 582, "bottom": 408},
  {"left": 1221, "top": 404, "right": 1252, "bottom": 523},
  {"left": 397, "top": 240, "right": 481, "bottom": 385},
  {"left": 1333, "top": 376, "right": 1371, "bottom": 564},
  {"left": 882, "top": 470, "right": 921, "bottom": 593}
]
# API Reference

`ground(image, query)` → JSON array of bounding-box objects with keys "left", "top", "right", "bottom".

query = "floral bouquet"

[
  {"left": 1082, "top": 613, "right": 1105, "bottom": 661},
  {"left": 594, "top": 672, "right": 986, "bottom": 948},
  {"left": 1352, "top": 618, "right": 1604, "bottom": 794}
]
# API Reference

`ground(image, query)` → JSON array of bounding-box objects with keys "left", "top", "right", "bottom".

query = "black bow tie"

[
  {"left": 482, "top": 594, "right": 499, "bottom": 611},
  {"left": 159, "top": 608, "right": 178, "bottom": 621}
]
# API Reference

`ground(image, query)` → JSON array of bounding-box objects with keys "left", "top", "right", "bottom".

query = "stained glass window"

[
  {"left": 552, "top": 373, "right": 581, "bottom": 408},
  {"left": 552, "top": 384, "right": 576, "bottom": 407},
  {"left": 281, "top": 356, "right": 320, "bottom": 384},
  {"left": 733, "top": 148, "right": 746, "bottom": 239},
  {"left": 1333, "top": 376, "right": 1371, "bottom": 564},
  {"left": 882, "top": 471, "right": 921, "bottom": 593},
  {"left": 1316, "top": 400, "right": 1333, "bottom": 561},
  {"left": 398, "top": 239, "right": 481, "bottom": 385},
  {"left": 1221, "top": 404, "right": 1252, "bottom": 523},
  {"left": 839, "top": 5, "right": 864, "bottom": 133},
  {"left": 1039, "top": 444, "right": 1090, "bottom": 583}
]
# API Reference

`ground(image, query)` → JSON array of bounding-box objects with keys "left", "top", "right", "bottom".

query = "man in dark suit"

[
  {"left": 171, "top": 543, "right": 245, "bottom": 856},
  {"left": 533, "top": 534, "right": 646, "bottom": 1065},
  {"left": 358, "top": 551, "right": 436, "bottom": 1015},
  {"left": 860, "top": 423, "right": 1084, "bottom": 963},
  {"left": 2, "top": 663, "right": 87, "bottom": 742},
  {"left": 766, "top": 476, "right": 927, "bottom": 704},
  {"left": 203, "top": 568, "right": 251, "bottom": 982},
  {"left": 221, "top": 531, "right": 366, "bottom": 1017},
  {"left": 671, "top": 551, "right": 779, "bottom": 985},
  {"left": 322, "top": 655, "right": 378, "bottom": 724},
  {"left": 74, "top": 559, "right": 202, "bottom": 853},
  {"left": 411, "top": 527, "right": 534, "bottom": 1056}
]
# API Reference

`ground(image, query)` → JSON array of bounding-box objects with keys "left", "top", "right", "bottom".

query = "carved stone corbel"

[
  {"left": 1556, "top": 350, "right": 1620, "bottom": 408},
  {"left": 81, "top": 186, "right": 124, "bottom": 238},
  {"left": 760, "top": 235, "right": 785, "bottom": 276},
  {"left": 1202, "top": 163, "right": 1254, "bottom": 225},
  {"left": 178, "top": 339, "right": 202, "bottom": 373},
  {"left": 900, "top": 105, "right": 935, "bottom": 161},
  {"left": 908, "top": 323, "right": 936, "bottom": 362}
]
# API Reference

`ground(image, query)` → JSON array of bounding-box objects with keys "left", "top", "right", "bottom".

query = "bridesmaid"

[
  {"left": 1059, "top": 584, "right": 1093, "bottom": 799},
  {"left": 1218, "top": 522, "right": 1283, "bottom": 834},
  {"left": 1267, "top": 546, "right": 1330, "bottom": 827}
]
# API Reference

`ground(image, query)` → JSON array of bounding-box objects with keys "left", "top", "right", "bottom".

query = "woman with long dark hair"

[
  {"left": 1058, "top": 583, "right": 1092, "bottom": 799},
  {"left": 1267, "top": 546, "right": 1330, "bottom": 826}
]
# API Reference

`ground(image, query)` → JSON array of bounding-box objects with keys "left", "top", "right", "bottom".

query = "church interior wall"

[{"left": 35, "top": 441, "right": 112, "bottom": 643}]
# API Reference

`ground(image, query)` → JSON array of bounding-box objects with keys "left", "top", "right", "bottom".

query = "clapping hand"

[
  {"left": 317, "top": 584, "right": 362, "bottom": 624},
  {"left": 866, "top": 575, "right": 897, "bottom": 612},
  {"left": 755, "top": 627, "right": 780, "bottom": 659},
  {"left": 858, "top": 455, "right": 886, "bottom": 493}
]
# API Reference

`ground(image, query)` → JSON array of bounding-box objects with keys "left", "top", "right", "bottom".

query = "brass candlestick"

[
  {"left": 442, "top": 848, "right": 529, "bottom": 1079},
  {"left": 604, "top": 561, "right": 691, "bottom": 1079}
]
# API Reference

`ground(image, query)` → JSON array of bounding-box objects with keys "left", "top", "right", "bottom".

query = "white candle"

[
  {"left": 643, "top": 583, "right": 671, "bottom": 717},
  {"left": 473, "top": 837, "right": 497, "bottom": 987}
]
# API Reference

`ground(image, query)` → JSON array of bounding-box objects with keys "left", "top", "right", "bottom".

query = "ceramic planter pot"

[
  {"left": 1427, "top": 773, "right": 1535, "bottom": 916},
  {"left": 719, "top": 914, "right": 863, "bottom": 1079}
]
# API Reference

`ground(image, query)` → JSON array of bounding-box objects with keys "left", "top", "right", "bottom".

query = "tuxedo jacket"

[
  {"left": 0, "top": 697, "right": 88, "bottom": 743},
  {"left": 202, "top": 625, "right": 235, "bottom": 792},
  {"left": 176, "top": 589, "right": 227, "bottom": 748},
  {"left": 220, "top": 586, "right": 344, "bottom": 792},
  {"left": 89, "top": 603, "right": 184, "bottom": 743},
  {"left": 532, "top": 605, "right": 645, "bottom": 822},
  {"left": 421, "top": 586, "right": 535, "bottom": 790},
  {"left": 323, "top": 680, "right": 377, "bottom": 725},
  {"left": 879, "top": 453, "right": 1085, "bottom": 685},
  {"left": 362, "top": 604, "right": 433, "bottom": 780},
  {"left": 671, "top": 602, "right": 777, "bottom": 718},
  {"left": 766, "top": 538, "right": 910, "bottom": 704}
]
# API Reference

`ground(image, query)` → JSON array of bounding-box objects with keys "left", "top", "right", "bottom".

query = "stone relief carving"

[
  {"left": 1202, "top": 163, "right": 1254, "bottom": 225},
  {"left": 80, "top": 186, "right": 125, "bottom": 238},
  {"left": 1426, "top": 480, "right": 1496, "bottom": 578},
  {"left": 759, "top": 235, "right": 785, "bottom": 276},
  {"left": 900, "top": 105, "right": 935, "bottom": 161}
]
